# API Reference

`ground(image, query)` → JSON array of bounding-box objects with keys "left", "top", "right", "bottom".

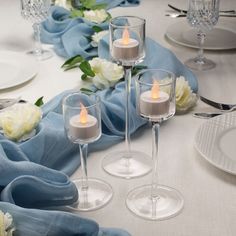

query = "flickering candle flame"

[
  {"left": 80, "top": 103, "right": 88, "bottom": 124},
  {"left": 122, "top": 28, "right": 130, "bottom": 45},
  {"left": 151, "top": 80, "right": 160, "bottom": 99}
]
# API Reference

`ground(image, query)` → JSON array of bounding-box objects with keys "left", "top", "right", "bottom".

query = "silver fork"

[{"left": 165, "top": 13, "right": 236, "bottom": 18}]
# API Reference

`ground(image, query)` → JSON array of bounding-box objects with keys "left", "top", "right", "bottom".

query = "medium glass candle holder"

[
  {"left": 102, "top": 16, "right": 152, "bottom": 179},
  {"left": 63, "top": 92, "right": 113, "bottom": 211},
  {"left": 126, "top": 69, "right": 184, "bottom": 220}
]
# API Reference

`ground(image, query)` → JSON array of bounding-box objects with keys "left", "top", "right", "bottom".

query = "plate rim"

[
  {"left": 165, "top": 19, "right": 236, "bottom": 51},
  {"left": 0, "top": 50, "right": 38, "bottom": 90},
  {"left": 194, "top": 112, "right": 236, "bottom": 175}
]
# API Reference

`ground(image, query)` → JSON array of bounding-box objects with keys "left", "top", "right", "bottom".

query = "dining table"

[{"left": 0, "top": 0, "right": 236, "bottom": 235}]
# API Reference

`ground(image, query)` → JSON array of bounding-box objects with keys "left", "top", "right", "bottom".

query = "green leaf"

[
  {"left": 63, "top": 65, "right": 79, "bottom": 71},
  {"left": 61, "top": 55, "right": 84, "bottom": 68},
  {"left": 105, "top": 12, "right": 112, "bottom": 21},
  {"left": 81, "top": 0, "right": 96, "bottom": 9},
  {"left": 91, "top": 3, "right": 107, "bottom": 10},
  {"left": 80, "top": 87, "right": 94, "bottom": 95},
  {"left": 131, "top": 65, "right": 148, "bottom": 76},
  {"left": 81, "top": 74, "right": 88, "bottom": 80},
  {"left": 79, "top": 61, "right": 95, "bottom": 77},
  {"left": 34, "top": 96, "right": 44, "bottom": 107},
  {"left": 92, "top": 25, "right": 103, "bottom": 33},
  {"left": 70, "top": 9, "right": 83, "bottom": 18}
]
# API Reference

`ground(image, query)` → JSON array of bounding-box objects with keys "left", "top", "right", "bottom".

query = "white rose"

[
  {"left": 91, "top": 30, "right": 108, "bottom": 47},
  {"left": 0, "top": 211, "right": 15, "bottom": 236},
  {"left": 0, "top": 103, "right": 42, "bottom": 142},
  {"left": 83, "top": 9, "right": 108, "bottom": 23},
  {"left": 89, "top": 58, "right": 124, "bottom": 89},
  {"left": 175, "top": 76, "right": 197, "bottom": 113},
  {"left": 54, "top": 0, "right": 72, "bottom": 9}
]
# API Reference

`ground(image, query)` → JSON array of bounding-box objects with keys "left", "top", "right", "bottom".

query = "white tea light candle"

[
  {"left": 112, "top": 28, "right": 139, "bottom": 61},
  {"left": 140, "top": 81, "right": 170, "bottom": 118},
  {"left": 69, "top": 104, "right": 99, "bottom": 141},
  {"left": 69, "top": 114, "right": 99, "bottom": 140}
]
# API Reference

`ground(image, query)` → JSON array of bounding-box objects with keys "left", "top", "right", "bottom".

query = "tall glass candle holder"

[
  {"left": 102, "top": 16, "right": 152, "bottom": 179},
  {"left": 126, "top": 69, "right": 184, "bottom": 220},
  {"left": 63, "top": 92, "right": 113, "bottom": 211}
]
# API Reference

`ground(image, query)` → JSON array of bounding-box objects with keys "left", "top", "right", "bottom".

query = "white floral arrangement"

[
  {"left": 175, "top": 76, "right": 198, "bottom": 113},
  {"left": 0, "top": 211, "right": 15, "bottom": 236},
  {"left": 0, "top": 103, "right": 42, "bottom": 142},
  {"left": 54, "top": 0, "right": 111, "bottom": 24}
]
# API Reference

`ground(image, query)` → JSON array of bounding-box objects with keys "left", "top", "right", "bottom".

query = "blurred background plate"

[
  {"left": 0, "top": 51, "right": 38, "bottom": 90},
  {"left": 165, "top": 18, "right": 236, "bottom": 50}
]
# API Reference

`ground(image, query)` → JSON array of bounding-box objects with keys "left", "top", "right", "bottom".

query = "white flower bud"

[
  {"left": 83, "top": 9, "right": 108, "bottom": 23},
  {"left": 89, "top": 58, "right": 124, "bottom": 89},
  {"left": 176, "top": 76, "right": 197, "bottom": 113},
  {"left": 91, "top": 30, "right": 108, "bottom": 47}
]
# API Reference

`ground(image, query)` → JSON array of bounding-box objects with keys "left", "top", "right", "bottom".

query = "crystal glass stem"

[
  {"left": 196, "top": 30, "right": 206, "bottom": 64},
  {"left": 33, "top": 23, "right": 43, "bottom": 57},
  {"left": 151, "top": 122, "right": 160, "bottom": 200},
  {"left": 124, "top": 65, "right": 132, "bottom": 157},
  {"left": 79, "top": 143, "right": 89, "bottom": 191}
]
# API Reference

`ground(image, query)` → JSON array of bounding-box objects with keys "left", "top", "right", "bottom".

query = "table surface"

[{"left": 1, "top": 0, "right": 236, "bottom": 235}]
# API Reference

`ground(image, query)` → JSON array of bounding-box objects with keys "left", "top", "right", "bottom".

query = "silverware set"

[{"left": 166, "top": 3, "right": 236, "bottom": 18}]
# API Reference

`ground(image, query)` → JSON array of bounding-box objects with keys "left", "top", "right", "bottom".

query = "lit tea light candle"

[
  {"left": 140, "top": 80, "right": 170, "bottom": 117},
  {"left": 112, "top": 27, "right": 139, "bottom": 61},
  {"left": 69, "top": 103, "right": 99, "bottom": 141}
]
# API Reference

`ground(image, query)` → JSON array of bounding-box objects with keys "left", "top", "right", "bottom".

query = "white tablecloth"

[{"left": 0, "top": 0, "right": 236, "bottom": 235}]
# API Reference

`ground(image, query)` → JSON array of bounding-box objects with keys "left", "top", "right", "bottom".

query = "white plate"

[
  {"left": 165, "top": 18, "right": 236, "bottom": 50},
  {"left": 195, "top": 111, "right": 236, "bottom": 175},
  {"left": 0, "top": 51, "right": 38, "bottom": 90}
]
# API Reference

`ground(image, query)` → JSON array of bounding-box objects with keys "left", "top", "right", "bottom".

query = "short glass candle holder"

[
  {"left": 63, "top": 92, "right": 113, "bottom": 211},
  {"left": 102, "top": 16, "right": 152, "bottom": 179},
  {"left": 126, "top": 69, "right": 184, "bottom": 220}
]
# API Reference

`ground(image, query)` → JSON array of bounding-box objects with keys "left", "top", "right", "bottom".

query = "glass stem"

[
  {"left": 33, "top": 23, "right": 43, "bottom": 56},
  {"left": 151, "top": 122, "right": 160, "bottom": 200},
  {"left": 79, "top": 143, "right": 89, "bottom": 191},
  {"left": 196, "top": 30, "right": 206, "bottom": 64},
  {"left": 124, "top": 65, "right": 132, "bottom": 157}
]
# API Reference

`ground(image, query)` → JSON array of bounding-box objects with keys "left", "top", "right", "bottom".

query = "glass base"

[
  {"left": 27, "top": 49, "right": 53, "bottom": 61},
  {"left": 102, "top": 150, "right": 152, "bottom": 179},
  {"left": 185, "top": 57, "right": 216, "bottom": 71},
  {"left": 126, "top": 184, "right": 184, "bottom": 220},
  {"left": 69, "top": 178, "right": 113, "bottom": 211}
]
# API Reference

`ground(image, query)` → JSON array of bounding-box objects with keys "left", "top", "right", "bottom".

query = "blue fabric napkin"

[
  {"left": 0, "top": 202, "right": 130, "bottom": 236},
  {"left": 0, "top": 83, "right": 140, "bottom": 236}
]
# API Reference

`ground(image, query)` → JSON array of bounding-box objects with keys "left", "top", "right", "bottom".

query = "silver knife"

[{"left": 199, "top": 96, "right": 236, "bottom": 110}]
